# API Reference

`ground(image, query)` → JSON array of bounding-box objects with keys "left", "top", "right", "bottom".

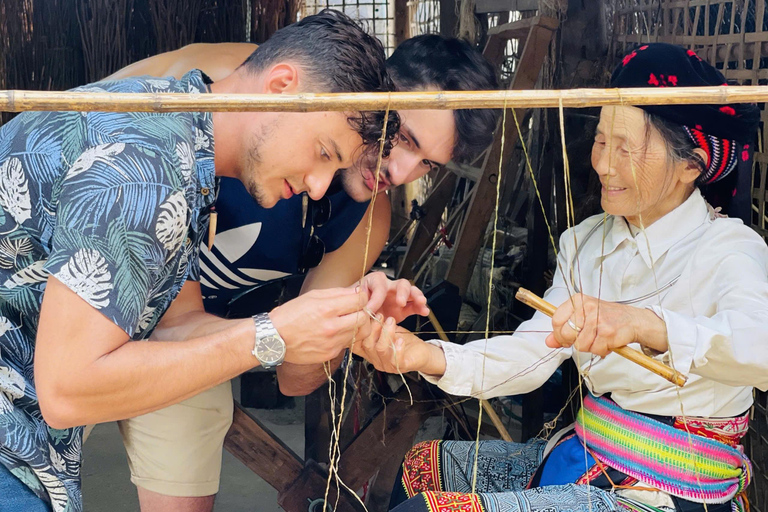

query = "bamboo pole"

[
  {"left": 4, "top": 86, "right": 768, "bottom": 113},
  {"left": 515, "top": 288, "right": 688, "bottom": 388}
]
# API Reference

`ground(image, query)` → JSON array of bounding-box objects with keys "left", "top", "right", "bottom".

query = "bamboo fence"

[{"left": 3, "top": 86, "right": 768, "bottom": 112}]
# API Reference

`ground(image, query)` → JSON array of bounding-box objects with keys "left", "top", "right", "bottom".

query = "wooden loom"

[
  {"left": 8, "top": 13, "right": 768, "bottom": 512},
  {"left": 222, "top": 16, "right": 560, "bottom": 511}
]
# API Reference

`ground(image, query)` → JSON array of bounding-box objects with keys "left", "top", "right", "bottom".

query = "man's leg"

[
  {"left": 117, "top": 381, "right": 234, "bottom": 512},
  {"left": 135, "top": 491, "right": 215, "bottom": 512}
]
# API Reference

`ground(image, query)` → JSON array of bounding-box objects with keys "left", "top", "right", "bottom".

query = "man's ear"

[{"left": 262, "top": 63, "right": 300, "bottom": 94}]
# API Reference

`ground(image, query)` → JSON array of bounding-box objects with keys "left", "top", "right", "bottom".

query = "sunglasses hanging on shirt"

[{"left": 298, "top": 193, "right": 332, "bottom": 273}]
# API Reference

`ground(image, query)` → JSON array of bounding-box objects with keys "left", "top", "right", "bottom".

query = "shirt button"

[{"left": 201, "top": 187, "right": 210, "bottom": 196}]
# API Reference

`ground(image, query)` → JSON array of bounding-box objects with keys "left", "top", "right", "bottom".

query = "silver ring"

[{"left": 566, "top": 318, "right": 582, "bottom": 333}]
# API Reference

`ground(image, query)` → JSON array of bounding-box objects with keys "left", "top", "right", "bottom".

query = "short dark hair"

[
  {"left": 386, "top": 35, "right": 499, "bottom": 163},
  {"left": 241, "top": 9, "right": 399, "bottom": 152}
]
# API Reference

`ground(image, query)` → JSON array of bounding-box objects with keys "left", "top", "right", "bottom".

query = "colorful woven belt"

[{"left": 575, "top": 394, "right": 751, "bottom": 504}]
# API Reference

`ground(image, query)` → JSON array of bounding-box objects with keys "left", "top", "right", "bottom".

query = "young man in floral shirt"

[{"left": 0, "top": 10, "right": 427, "bottom": 512}]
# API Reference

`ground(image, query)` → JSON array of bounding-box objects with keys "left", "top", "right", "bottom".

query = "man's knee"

[{"left": 137, "top": 487, "right": 216, "bottom": 512}]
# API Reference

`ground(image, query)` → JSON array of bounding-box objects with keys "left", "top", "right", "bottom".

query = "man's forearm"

[
  {"left": 151, "top": 308, "right": 234, "bottom": 342},
  {"left": 276, "top": 352, "right": 346, "bottom": 396},
  {"left": 40, "top": 318, "right": 256, "bottom": 428}
]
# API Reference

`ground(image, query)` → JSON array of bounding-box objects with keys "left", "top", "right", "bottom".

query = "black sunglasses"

[{"left": 298, "top": 194, "right": 332, "bottom": 273}]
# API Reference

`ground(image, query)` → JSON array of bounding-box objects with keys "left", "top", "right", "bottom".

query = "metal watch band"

[
  {"left": 252, "top": 312, "right": 285, "bottom": 368},
  {"left": 253, "top": 312, "right": 278, "bottom": 339}
]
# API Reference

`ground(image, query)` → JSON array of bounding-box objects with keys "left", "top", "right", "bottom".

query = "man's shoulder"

[
  {"left": 68, "top": 71, "right": 211, "bottom": 164},
  {"left": 75, "top": 69, "right": 206, "bottom": 94}
]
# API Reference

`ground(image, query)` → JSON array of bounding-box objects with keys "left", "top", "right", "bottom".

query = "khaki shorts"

[{"left": 117, "top": 381, "right": 234, "bottom": 497}]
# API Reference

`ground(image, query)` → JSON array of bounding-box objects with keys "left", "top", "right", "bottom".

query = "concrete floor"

[{"left": 81, "top": 381, "right": 304, "bottom": 512}]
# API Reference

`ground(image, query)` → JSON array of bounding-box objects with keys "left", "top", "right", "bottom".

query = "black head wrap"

[{"left": 610, "top": 43, "right": 760, "bottom": 221}]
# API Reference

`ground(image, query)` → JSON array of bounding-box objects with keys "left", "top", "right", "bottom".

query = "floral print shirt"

[{"left": 0, "top": 70, "right": 216, "bottom": 511}]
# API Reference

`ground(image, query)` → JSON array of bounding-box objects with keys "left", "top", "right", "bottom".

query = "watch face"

[{"left": 257, "top": 335, "right": 285, "bottom": 365}]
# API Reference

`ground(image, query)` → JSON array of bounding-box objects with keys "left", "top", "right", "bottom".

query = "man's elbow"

[
  {"left": 277, "top": 376, "right": 324, "bottom": 397},
  {"left": 37, "top": 382, "right": 84, "bottom": 430}
]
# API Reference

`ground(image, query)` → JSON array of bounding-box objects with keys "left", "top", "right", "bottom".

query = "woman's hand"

[
  {"left": 357, "top": 271, "right": 430, "bottom": 322},
  {"left": 545, "top": 293, "right": 668, "bottom": 356},
  {"left": 353, "top": 316, "right": 446, "bottom": 377}
]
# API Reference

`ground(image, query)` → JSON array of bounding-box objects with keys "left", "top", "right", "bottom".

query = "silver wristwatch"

[{"left": 252, "top": 313, "right": 286, "bottom": 368}]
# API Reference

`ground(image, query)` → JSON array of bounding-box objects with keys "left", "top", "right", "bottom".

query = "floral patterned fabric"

[{"left": 0, "top": 70, "right": 216, "bottom": 511}]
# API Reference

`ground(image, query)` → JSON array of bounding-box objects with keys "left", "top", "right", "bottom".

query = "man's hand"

[
  {"left": 269, "top": 287, "right": 373, "bottom": 364},
  {"left": 352, "top": 316, "right": 446, "bottom": 377},
  {"left": 359, "top": 271, "right": 429, "bottom": 323},
  {"left": 545, "top": 293, "right": 668, "bottom": 356}
]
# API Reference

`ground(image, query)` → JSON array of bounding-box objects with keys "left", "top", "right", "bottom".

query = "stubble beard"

[{"left": 243, "top": 136, "right": 272, "bottom": 208}]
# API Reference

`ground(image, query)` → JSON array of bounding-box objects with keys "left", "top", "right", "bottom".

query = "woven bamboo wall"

[{"left": 611, "top": 1, "right": 768, "bottom": 509}]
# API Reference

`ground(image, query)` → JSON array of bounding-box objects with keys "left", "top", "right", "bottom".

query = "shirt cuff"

[
  {"left": 419, "top": 339, "right": 473, "bottom": 396},
  {"left": 648, "top": 305, "right": 699, "bottom": 375}
]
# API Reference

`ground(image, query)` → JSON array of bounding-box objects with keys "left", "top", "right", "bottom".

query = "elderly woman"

[{"left": 356, "top": 43, "right": 768, "bottom": 512}]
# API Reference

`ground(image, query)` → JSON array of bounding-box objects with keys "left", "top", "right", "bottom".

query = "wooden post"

[
  {"left": 225, "top": 382, "right": 429, "bottom": 512},
  {"left": 224, "top": 403, "right": 304, "bottom": 491},
  {"left": 225, "top": 403, "right": 364, "bottom": 512},
  {"left": 394, "top": 0, "right": 410, "bottom": 47},
  {"left": 519, "top": 109, "right": 554, "bottom": 440},
  {"left": 304, "top": 387, "right": 332, "bottom": 464},
  {"left": 336, "top": 384, "right": 429, "bottom": 492},
  {"left": 440, "top": 0, "right": 458, "bottom": 36},
  {"left": 444, "top": 17, "right": 559, "bottom": 296},
  {"left": 397, "top": 168, "right": 457, "bottom": 280}
]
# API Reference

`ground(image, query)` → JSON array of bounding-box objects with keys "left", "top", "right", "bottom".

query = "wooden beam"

[
  {"left": 277, "top": 460, "right": 365, "bottom": 512},
  {"left": 394, "top": 0, "right": 410, "bottom": 46},
  {"left": 440, "top": 0, "right": 458, "bottom": 36},
  {"left": 475, "top": 0, "right": 538, "bottom": 13},
  {"left": 444, "top": 17, "right": 558, "bottom": 296},
  {"left": 224, "top": 402, "right": 304, "bottom": 492},
  {"left": 397, "top": 168, "right": 458, "bottom": 280},
  {"left": 304, "top": 387, "right": 332, "bottom": 464},
  {"left": 487, "top": 15, "right": 559, "bottom": 39},
  {"left": 337, "top": 384, "right": 429, "bottom": 492},
  {"left": 365, "top": 453, "right": 409, "bottom": 512},
  {"left": 520, "top": 110, "right": 554, "bottom": 440},
  {"left": 225, "top": 402, "right": 366, "bottom": 512}
]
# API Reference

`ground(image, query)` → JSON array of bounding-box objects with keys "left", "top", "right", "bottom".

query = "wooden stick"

[
  {"left": 427, "top": 310, "right": 514, "bottom": 442},
  {"left": 4, "top": 85, "right": 768, "bottom": 113},
  {"left": 515, "top": 288, "right": 688, "bottom": 388}
]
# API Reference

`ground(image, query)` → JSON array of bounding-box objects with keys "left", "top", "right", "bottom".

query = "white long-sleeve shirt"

[{"left": 424, "top": 188, "right": 768, "bottom": 418}]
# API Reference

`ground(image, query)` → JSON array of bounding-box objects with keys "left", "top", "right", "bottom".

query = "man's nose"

[
  {"left": 387, "top": 153, "right": 420, "bottom": 187},
  {"left": 304, "top": 170, "right": 335, "bottom": 200}
]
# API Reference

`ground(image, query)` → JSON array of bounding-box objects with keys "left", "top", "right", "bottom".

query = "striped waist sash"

[{"left": 575, "top": 394, "right": 751, "bottom": 504}]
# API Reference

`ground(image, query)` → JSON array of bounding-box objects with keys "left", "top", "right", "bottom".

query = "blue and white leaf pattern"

[
  {"left": 0, "top": 157, "right": 32, "bottom": 225},
  {"left": 155, "top": 190, "right": 189, "bottom": 256},
  {"left": 0, "top": 71, "right": 216, "bottom": 511},
  {"left": 145, "top": 78, "right": 170, "bottom": 90},
  {"left": 0, "top": 364, "right": 25, "bottom": 413},
  {"left": 194, "top": 127, "right": 210, "bottom": 151},
  {"left": 175, "top": 141, "right": 195, "bottom": 184},
  {"left": 54, "top": 249, "right": 113, "bottom": 309},
  {"left": 64, "top": 142, "right": 125, "bottom": 180},
  {"left": 3, "top": 260, "right": 48, "bottom": 290}
]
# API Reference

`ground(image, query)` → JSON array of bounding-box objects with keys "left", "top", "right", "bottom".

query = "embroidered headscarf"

[{"left": 610, "top": 43, "right": 760, "bottom": 221}]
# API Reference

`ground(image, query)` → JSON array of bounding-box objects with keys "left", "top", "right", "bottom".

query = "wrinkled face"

[
  {"left": 591, "top": 105, "right": 697, "bottom": 226},
  {"left": 239, "top": 111, "right": 363, "bottom": 208},
  {"left": 340, "top": 108, "right": 456, "bottom": 201}
]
